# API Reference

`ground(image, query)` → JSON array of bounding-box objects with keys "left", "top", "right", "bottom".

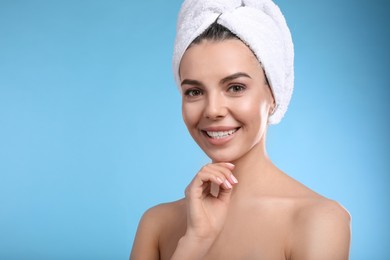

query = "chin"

[{"left": 204, "top": 150, "right": 242, "bottom": 163}]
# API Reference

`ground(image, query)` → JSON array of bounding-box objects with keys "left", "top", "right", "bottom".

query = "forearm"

[{"left": 170, "top": 235, "right": 214, "bottom": 260}]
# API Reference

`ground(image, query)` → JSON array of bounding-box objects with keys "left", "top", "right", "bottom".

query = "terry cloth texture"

[{"left": 173, "top": 0, "right": 294, "bottom": 124}]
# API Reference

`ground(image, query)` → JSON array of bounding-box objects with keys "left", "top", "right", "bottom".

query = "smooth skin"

[{"left": 130, "top": 39, "right": 351, "bottom": 260}]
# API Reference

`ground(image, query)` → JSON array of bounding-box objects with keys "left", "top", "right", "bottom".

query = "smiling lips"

[
  {"left": 206, "top": 128, "right": 238, "bottom": 139},
  {"left": 201, "top": 127, "right": 240, "bottom": 144}
]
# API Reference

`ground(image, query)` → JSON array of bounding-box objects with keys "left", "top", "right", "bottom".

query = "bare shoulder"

[
  {"left": 130, "top": 199, "right": 186, "bottom": 260},
  {"left": 293, "top": 194, "right": 351, "bottom": 226},
  {"left": 144, "top": 199, "right": 186, "bottom": 224},
  {"left": 290, "top": 195, "right": 351, "bottom": 260}
]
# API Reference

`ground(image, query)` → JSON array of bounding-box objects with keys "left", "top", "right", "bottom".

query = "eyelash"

[
  {"left": 183, "top": 84, "right": 246, "bottom": 98},
  {"left": 184, "top": 88, "right": 203, "bottom": 97},
  {"left": 227, "top": 84, "right": 246, "bottom": 94}
]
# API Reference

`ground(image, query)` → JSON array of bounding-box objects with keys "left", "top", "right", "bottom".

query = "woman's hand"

[
  {"left": 185, "top": 162, "right": 238, "bottom": 238},
  {"left": 171, "top": 162, "right": 238, "bottom": 259}
]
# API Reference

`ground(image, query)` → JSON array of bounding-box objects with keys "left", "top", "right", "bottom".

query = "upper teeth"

[{"left": 206, "top": 129, "right": 238, "bottom": 139}]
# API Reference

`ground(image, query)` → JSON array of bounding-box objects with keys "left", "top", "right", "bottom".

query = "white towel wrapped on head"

[{"left": 173, "top": 0, "right": 294, "bottom": 125}]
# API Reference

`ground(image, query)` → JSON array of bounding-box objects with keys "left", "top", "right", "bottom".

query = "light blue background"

[{"left": 0, "top": 0, "right": 389, "bottom": 259}]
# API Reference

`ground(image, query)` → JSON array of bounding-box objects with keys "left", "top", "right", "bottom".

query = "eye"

[
  {"left": 184, "top": 88, "right": 203, "bottom": 97},
  {"left": 227, "top": 84, "right": 246, "bottom": 94}
]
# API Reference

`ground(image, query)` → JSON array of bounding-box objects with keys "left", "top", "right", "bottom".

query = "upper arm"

[
  {"left": 130, "top": 207, "right": 161, "bottom": 260},
  {"left": 291, "top": 201, "right": 351, "bottom": 260}
]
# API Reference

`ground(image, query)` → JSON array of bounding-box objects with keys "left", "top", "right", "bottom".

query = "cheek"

[
  {"left": 182, "top": 103, "right": 200, "bottom": 128},
  {"left": 234, "top": 97, "right": 269, "bottom": 123}
]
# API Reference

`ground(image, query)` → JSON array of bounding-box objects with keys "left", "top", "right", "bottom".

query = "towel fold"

[{"left": 173, "top": 0, "right": 294, "bottom": 124}]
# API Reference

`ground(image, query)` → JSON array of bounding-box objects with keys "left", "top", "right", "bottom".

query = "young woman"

[{"left": 131, "top": 1, "right": 351, "bottom": 259}]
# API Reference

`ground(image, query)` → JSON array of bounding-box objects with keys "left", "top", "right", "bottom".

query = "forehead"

[{"left": 179, "top": 39, "right": 262, "bottom": 80}]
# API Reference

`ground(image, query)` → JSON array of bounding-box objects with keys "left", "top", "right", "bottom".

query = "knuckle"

[
  {"left": 200, "top": 164, "right": 211, "bottom": 172},
  {"left": 184, "top": 186, "right": 191, "bottom": 197}
]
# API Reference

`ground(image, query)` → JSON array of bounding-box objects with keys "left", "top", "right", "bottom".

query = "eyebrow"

[
  {"left": 220, "top": 72, "right": 252, "bottom": 84},
  {"left": 181, "top": 79, "right": 203, "bottom": 87},
  {"left": 181, "top": 72, "right": 252, "bottom": 87}
]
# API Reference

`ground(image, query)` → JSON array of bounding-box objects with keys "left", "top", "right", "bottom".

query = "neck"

[
  {"left": 228, "top": 136, "right": 275, "bottom": 194},
  {"left": 235, "top": 138, "right": 269, "bottom": 169}
]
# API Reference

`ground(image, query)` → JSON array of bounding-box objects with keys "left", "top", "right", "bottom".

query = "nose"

[{"left": 204, "top": 92, "right": 227, "bottom": 120}]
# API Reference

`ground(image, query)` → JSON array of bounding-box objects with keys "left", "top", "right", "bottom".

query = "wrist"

[{"left": 171, "top": 234, "right": 214, "bottom": 260}]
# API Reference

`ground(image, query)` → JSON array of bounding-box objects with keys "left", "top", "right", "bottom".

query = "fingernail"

[
  {"left": 224, "top": 180, "right": 232, "bottom": 189},
  {"left": 230, "top": 174, "right": 238, "bottom": 184},
  {"left": 216, "top": 177, "right": 223, "bottom": 184},
  {"left": 225, "top": 163, "right": 235, "bottom": 168}
]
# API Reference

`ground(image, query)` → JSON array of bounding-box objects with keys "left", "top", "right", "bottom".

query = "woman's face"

[{"left": 179, "top": 39, "right": 274, "bottom": 162}]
